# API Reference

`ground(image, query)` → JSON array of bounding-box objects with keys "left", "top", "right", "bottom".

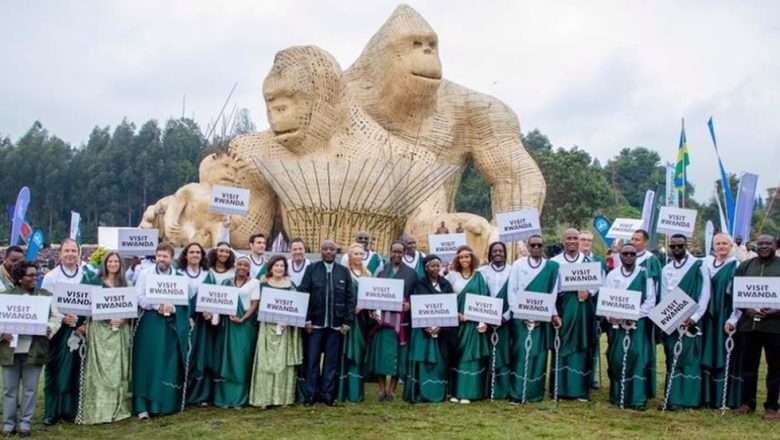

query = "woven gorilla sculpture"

[{"left": 144, "top": 5, "right": 545, "bottom": 254}]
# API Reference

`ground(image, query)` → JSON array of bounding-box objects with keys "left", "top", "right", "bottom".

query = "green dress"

[
  {"left": 448, "top": 271, "right": 491, "bottom": 401},
  {"left": 250, "top": 281, "right": 303, "bottom": 407},
  {"left": 183, "top": 269, "right": 215, "bottom": 405},
  {"left": 477, "top": 264, "right": 512, "bottom": 400},
  {"left": 338, "top": 275, "right": 369, "bottom": 403},
  {"left": 132, "top": 269, "right": 190, "bottom": 415},
  {"left": 701, "top": 256, "right": 741, "bottom": 408},
  {"left": 79, "top": 277, "right": 131, "bottom": 424},
  {"left": 42, "top": 267, "right": 87, "bottom": 423},
  {"left": 585, "top": 253, "right": 608, "bottom": 389},
  {"left": 550, "top": 254, "right": 595, "bottom": 400},
  {"left": 604, "top": 270, "right": 655, "bottom": 409},
  {"left": 662, "top": 258, "right": 707, "bottom": 408},
  {"left": 213, "top": 278, "right": 259, "bottom": 408},
  {"left": 509, "top": 259, "right": 560, "bottom": 403}
]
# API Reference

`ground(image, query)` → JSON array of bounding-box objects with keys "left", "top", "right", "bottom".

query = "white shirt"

[
  {"left": 178, "top": 266, "right": 208, "bottom": 299},
  {"left": 660, "top": 252, "right": 711, "bottom": 323},
  {"left": 136, "top": 265, "right": 177, "bottom": 311},
  {"left": 402, "top": 250, "right": 425, "bottom": 272},
  {"left": 479, "top": 263, "right": 511, "bottom": 320},
  {"left": 604, "top": 266, "right": 656, "bottom": 318},
  {"left": 551, "top": 252, "right": 598, "bottom": 297},
  {"left": 507, "top": 257, "right": 559, "bottom": 315},
  {"left": 248, "top": 254, "right": 268, "bottom": 279},
  {"left": 287, "top": 258, "right": 311, "bottom": 287}
]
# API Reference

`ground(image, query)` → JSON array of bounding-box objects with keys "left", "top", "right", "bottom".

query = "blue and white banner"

[
  {"left": 10, "top": 187, "right": 30, "bottom": 246},
  {"left": 708, "top": 117, "right": 735, "bottom": 230},
  {"left": 25, "top": 229, "right": 45, "bottom": 260},
  {"left": 69, "top": 211, "right": 81, "bottom": 243},
  {"left": 731, "top": 173, "right": 759, "bottom": 241},
  {"left": 640, "top": 190, "right": 655, "bottom": 231},
  {"left": 592, "top": 216, "right": 614, "bottom": 248},
  {"left": 665, "top": 163, "right": 678, "bottom": 207}
]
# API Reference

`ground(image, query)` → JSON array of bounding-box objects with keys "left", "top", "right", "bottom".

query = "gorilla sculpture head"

[
  {"left": 346, "top": 4, "right": 442, "bottom": 124},
  {"left": 262, "top": 45, "right": 344, "bottom": 155}
]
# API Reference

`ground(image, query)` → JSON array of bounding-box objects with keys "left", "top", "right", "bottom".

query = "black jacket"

[{"left": 298, "top": 260, "right": 355, "bottom": 327}]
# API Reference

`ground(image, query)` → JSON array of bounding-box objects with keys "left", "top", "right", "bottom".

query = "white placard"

[
  {"left": 357, "top": 277, "right": 404, "bottom": 312},
  {"left": 256, "top": 287, "right": 310, "bottom": 327},
  {"left": 496, "top": 209, "right": 541, "bottom": 242},
  {"left": 656, "top": 206, "right": 697, "bottom": 238},
  {"left": 596, "top": 287, "right": 642, "bottom": 321},
  {"left": 196, "top": 284, "right": 240, "bottom": 315},
  {"left": 411, "top": 293, "right": 459, "bottom": 328},
  {"left": 733, "top": 277, "right": 780, "bottom": 310},
  {"left": 209, "top": 184, "right": 250, "bottom": 215},
  {"left": 145, "top": 275, "right": 189, "bottom": 306},
  {"left": 606, "top": 218, "right": 643, "bottom": 240},
  {"left": 427, "top": 233, "right": 467, "bottom": 264},
  {"left": 464, "top": 294, "right": 503, "bottom": 326},
  {"left": 52, "top": 282, "right": 92, "bottom": 316},
  {"left": 117, "top": 228, "right": 158, "bottom": 256},
  {"left": 511, "top": 290, "right": 557, "bottom": 322},
  {"left": 0, "top": 294, "right": 52, "bottom": 336},
  {"left": 559, "top": 262, "right": 603, "bottom": 291},
  {"left": 648, "top": 287, "right": 697, "bottom": 335},
  {"left": 91, "top": 287, "right": 138, "bottom": 320}
]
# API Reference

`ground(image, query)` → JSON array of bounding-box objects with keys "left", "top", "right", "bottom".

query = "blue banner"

[
  {"left": 10, "top": 187, "right": 30, "bottom": 246},
  {"left": 593, "top": 216, "right": 614, "bottom": 248},
  {"left": 26, "top": 229, "right": 45, "bottom": 260},
  {"left": 731, "top": 173, "right": 759, "bottom": 241},
  {"left": 708, "top": 117, "right": 735, "bottom": 230}
]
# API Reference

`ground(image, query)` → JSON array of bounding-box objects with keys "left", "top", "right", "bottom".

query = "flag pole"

[{"left": 680, "top": 117, "right": 686, "bottom": 209}]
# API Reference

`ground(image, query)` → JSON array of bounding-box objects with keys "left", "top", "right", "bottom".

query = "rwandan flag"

[{"left": 674, "top": 119, "right": 689, "bottom": 191}]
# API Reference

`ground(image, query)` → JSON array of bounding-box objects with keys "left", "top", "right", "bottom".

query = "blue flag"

[
  {"left": 708, "top": 117, "right": 735, "bottom": 230},
  {"left": 593, "top": 216, "right": 614, "bottom": 248},
  {"left": 26, "top": 229, "right": 45, "bottom": 260},
  {"left": 731, "top": 173, "right": 758, "bottom": 241},
  {"left": 10, "top": 187, "right": 30, "bottom": 246}
]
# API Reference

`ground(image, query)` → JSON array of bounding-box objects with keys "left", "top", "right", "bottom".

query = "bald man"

[{"left": 550, "top": 228, "right": 598, "bottom": 401}]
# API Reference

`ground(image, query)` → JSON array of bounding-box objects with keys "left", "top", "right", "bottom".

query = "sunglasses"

[
  {"left": 669, "top": 244, "right": 686, "bottom": 250},
  {"left": 528, "top": 243, "right": 544, "bottom": 248},
  {"left": 621, "top": 252, "right": 637, "bottom": 256}
]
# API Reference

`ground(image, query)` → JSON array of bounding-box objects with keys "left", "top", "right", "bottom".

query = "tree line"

[{"left": 1, "top": 119, "right": 777, "bottom": 251}]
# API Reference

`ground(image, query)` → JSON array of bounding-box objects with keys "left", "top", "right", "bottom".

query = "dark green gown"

[
  {"left": 213, "top": 278, "right": 259, "bottom": 408},
  {"left": 509, "top": 260, "right": 560, "bottom": 403},
  {"left": 186, "top": 272, "right": 220, "bottom": 405},
  {"left": 662, "top": 259, "right": 707, "bottom": 408},
  {"left": 451, "top": 272, "right": 491, "bottom": 401},
  {"left": 338, "top": 277, "right": 369, "bottom": 402},
  {"left": 701, "top": 257, "right": 741, "bottom": 408},
  {"left": 604, "top": 270, "right": 655, "bottom": 409}
]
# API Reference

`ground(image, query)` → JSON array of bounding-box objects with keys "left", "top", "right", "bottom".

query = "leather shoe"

[
  {"left": 765, "top": 409, "right": 778, "bottom": 420},
  {"left": 734, "top": 405, "right": 753, "bottom": 415},
  {"left": 303, "top": 399, "right": 315, "bottom": 407},
  {"left": 324, "top": 400, "right": 337, "bottom": 407}
]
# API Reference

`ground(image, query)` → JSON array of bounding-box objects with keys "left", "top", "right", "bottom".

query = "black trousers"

[
  {"left": 304, "top": 327, "right": 343, "bottom": 403},
  {"left": 739, "top": 330, "right": 780, "bottom": 411}
]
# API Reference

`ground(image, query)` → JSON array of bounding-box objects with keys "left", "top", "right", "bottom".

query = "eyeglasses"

[
  {"left": 621, "top": 252, "right": 637, "bottom": 256},
  {"left": 528, "top": 243, "right": 544, "bottom": 248},
  {"left": 669, "top": 244, "right": 686, "bottom": 250}
]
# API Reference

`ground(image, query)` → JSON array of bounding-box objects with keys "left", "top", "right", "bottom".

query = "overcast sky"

[{"left": 1, "top": 0, "right": 778, "bottom": 203}]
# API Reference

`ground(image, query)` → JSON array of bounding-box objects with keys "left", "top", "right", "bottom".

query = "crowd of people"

[{"left": 0, "top": 228, "right": 778, "bottom": 436}]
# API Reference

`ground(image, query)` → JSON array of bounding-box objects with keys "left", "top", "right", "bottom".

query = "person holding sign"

[
  {"left": 727, "top": 234, "right": 780, "bottom": 419},
  {"left": 287, "top": 238, "right": 310, "bottom": 287},
  {"left": 701, "top": 233, "right": 742, "bottom": 409},
  {"left": 1, "top": 261, "right": 61, "bottom": 437},
  {"left": 401, "top": 234, "right": 426, "bottom": 280},
  {"left": 248, "top": 234, "right": 268, "bottom": 279},
  {"left": 603, "top": 244, "right": 656, "bottom": 410},
  {"left": 339, "top": 232, "right": 384, "bottom": 276},
  {"left": 79, "top": 252, "right": 132, "bottom": 424},
  {"left": 659, "top": 234, "right": 711, "bottom": 410},
  {"left": 213, "top": 255, "right": 259, "bottom": 408},
  {"left": 250, "top": 256, "right": 303, "bottom": 408},
  {"left": 446, "top": 245, "right": 491, "bottom": 404},
  {"left": 367, "top": 241, "right": 417, "bottom": 402},
  {"left": 507, "top": 234, "right": 560, "bottom": 404},
  {"left": 176, "top": 243, "right": 214, "bottom": 406},
  {"left": 298, "top": 240, "right": 355, "bottom": 407},
  {"left": 337, "top": 243, "right": 372, "bottom": 403},
  {"left": 550, "top": 229, "right": 598, "bottom": 401},
  {"left": 477, "top": 241, "right": 512, "bottom": 400},
  {"left": 40, "top": 239, "right": 86, "bottom": 426},
  {"left": 405, "top": 255, "right": 457, "bottom": 403},
  {"left": 133, "top": 242, "right": 190, "bottom": 419}
]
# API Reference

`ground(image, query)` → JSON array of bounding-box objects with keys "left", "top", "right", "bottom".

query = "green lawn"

[{"left": 7, "top": 338, "right": 773, "bottom": 439}]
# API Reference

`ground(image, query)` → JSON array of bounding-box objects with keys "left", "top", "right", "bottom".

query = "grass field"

[{"left": 8, "top": 339, "right": 773, "bottom": 439}]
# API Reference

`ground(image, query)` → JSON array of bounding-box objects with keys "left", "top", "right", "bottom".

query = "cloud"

[{"left": 1, "top": 0, "right": 778, "bottom": 200}]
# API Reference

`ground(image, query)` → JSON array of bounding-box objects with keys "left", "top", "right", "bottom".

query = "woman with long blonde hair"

[{"left": 337, "top": 243, "right": 372, "bottom": 402}]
